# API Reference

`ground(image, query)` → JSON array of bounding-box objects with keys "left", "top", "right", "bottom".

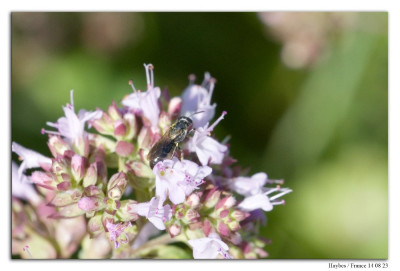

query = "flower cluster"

[{"left": 12, "top": 64, "right": 291, "bottom": 259}]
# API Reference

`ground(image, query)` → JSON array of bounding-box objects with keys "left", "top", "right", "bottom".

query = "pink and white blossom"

[
  {"left": 105, "top": 221, "right": 132, "bottom": 249},
  {"left": 188, "top": 232, "right": 231, "bottom": 259},
  {"left": 186, "top": 111, "right": 228, "bottom": 166},
  {"left": 153, "top": 158, "right": 212, "bottom": 204},
  {"left": 238, "top": 186, "right": 292, "bottom": 212},
  {"left": 11, "top": 162, "right": 41, "bottom": 205},
  {"left": 42, "top": 90, "right": 102, "bottom": 148},
  {"left": 129, "top": 197, "right": 172, "bottom": 230},
  {"left": 231, "top": 172, "right": 267, "bottom": 196},
  {"left": 11, "top": 142, "right": 52, "bottom": 180},
  {"left": 122, "top": 64, "right": 161, "bottom": 131},
  {"left": 181, "top": 73, "right": 217, "bottom": 128}
]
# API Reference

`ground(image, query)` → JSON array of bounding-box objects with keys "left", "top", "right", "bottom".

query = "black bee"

[{"left": 147, "top": 116, "right": 193, "bottom": 169}]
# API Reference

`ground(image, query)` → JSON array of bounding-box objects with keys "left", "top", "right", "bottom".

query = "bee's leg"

[
  {"left": 188, "top": 128, "right": 196, "bottom": 136},
  {"left": 171, "top": 142, "right": 181, "bottom": 159}
]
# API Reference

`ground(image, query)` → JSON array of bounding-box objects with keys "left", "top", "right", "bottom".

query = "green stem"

[{"left": 130, "top": 233, "right": 174, "bottom": 257}]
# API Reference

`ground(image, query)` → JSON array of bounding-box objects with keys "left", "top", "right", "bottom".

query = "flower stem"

[{"left": 130, "top": 233, "right": 174, "bottom": 257}]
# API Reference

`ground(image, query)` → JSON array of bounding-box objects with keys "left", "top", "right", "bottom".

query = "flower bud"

[
  {"left": 227, "top": 220, "right": 240, "bottom": 231},
  {"left": 217, "top": 221, "right": 230, "bottom": 237},
  {"left": 84, "top": 185, "right": 103, "bottom": 197},
  {"left": 126, "top": 160, "right": 153, "bottom": 178},
  {"left": 83, "top": 163, "right": 98, "bottom": 187},
  {"left": 88, "top": 214, "right": 105, "bottom": 237},
  {"left": 203, "top": 187, "right": 221, "bottom": 209},
  {"left": 49, "top": 189, "right": 81, "bottom": 207},
  {"left": 92, "top": 113, "right": 114, "bottom": 135},
  {"left": 167, "top": 97, "right": 182, "bottom": 116},
  {"left": 117, "top": 200, "right": 139, "bottom": 222},
  {"left": 167, "top": 224, "right": 181, "bottom": 237},
  {"left": 107, "top": 172, "right": 128, "bottom": 201},
  {"left": 185, "top": 193, "right": 201, "bottom": 208},
  {"left": 182, "top": 209, "right": 199, "bottom": 224},
  {"left": 78, "top": 196, "right": 104, "bottom": 212},
  {"left": 215, "top": 195, "right": 236, "bottom": 210},
  {"left": 123, "top": 113, "right": 137, "bottom": 140},
  {"left": 31, "top": 171, "right": 57, "bottom": 190},
  {"left": 57, "top": 181, "right": 71, "bottom": 191},
  {"left": 48, "top": 136, "right": 71, "bottom": 158},
  {"left": 50, "top": 203, "right": 85, "bottom": 218},
  {"left": 73, "top": 135, "right": 90, "bottom": 157},
  {"left": 114, "top": 120, "right": 127, "bottom": 137},
  {"left": 108, "top": 101, "right": 122, "bottom": 121},
  {"left": 231, "top": 210, "right": 249, "bottom": 222},
  {"left": 115, "top": 141, "right": 134, "bottom": 157},
  {"left": 71, "top": 154, "right": 87, "bottom": 183}
]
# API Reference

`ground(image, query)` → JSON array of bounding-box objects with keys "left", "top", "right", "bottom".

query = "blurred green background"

[{"left": 11, "top": 12, "right": 388, "bottom": 259}]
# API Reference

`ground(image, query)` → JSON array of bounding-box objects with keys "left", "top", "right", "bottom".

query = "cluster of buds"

[{"left": 12, "top": 64, "right": 291, "bottom": 259}]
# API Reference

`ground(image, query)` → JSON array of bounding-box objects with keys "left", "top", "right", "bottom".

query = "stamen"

[
  {"left": 201, "top": 72, "right": 211, "bottom": 87},
  {"left": 269, "top": 188, "right": 292, "bottom": 201},
  {"left": 41, "top": 128, "right": 60, "bottom": 136},
  {"left": 69, "top": 90, "right": 74, "bottom": 110},
  {"left": 144, "top": 63, "right": 154, "bottom": 88},
  {"left": 23, "top": 245, "right": 32, "bottom": 259},
  {"left": 207, "top": 78, "right": 216, "bottom": 104},
  {"left": 271, "top": 199, "right": 285, "bottom": 206},
  {"left": 207, "top": 111, "right": 227, "bottom": 133},
  {"left": 128, "top": 80, "right": 137, "bottom": 92},
  {"left": 188, "top": 74, "right": 196, "bottom": 84}
]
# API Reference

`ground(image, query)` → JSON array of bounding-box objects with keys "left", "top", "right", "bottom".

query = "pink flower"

[
  {"left": 231, "top": 172, "right": 267, "bottom": 196},
  {"left": 129, "top": 197, "right": 172, "bottom": 230},
  {"left": 105, "top": 221, "right": 132, "bottom": 249},
  {"left": 12, "top": 142, "right": 52, "bottom": 181},
  {"left": 238, "top": 185, "right": 292, "bottom": 212},
  {"left": 42, "top": 90, "right": 102, "bottom": 153},
  {"left": 11, "top": 162, "right": 41, "bottom": 205},
  {"left": 188, "top": 232, "right": 231, "bottom": 259},
  {"left": 186, "top": 111, "right": 228, "bottom": 166},
  {"left": 122, "top": 64, "right": 161, "bottom": 131},
  {"left": 181, "top": 72, "right": 216, "bottom": 128},
  {"left": 153, "top": 158, "right": 212, "bottom": 204}
]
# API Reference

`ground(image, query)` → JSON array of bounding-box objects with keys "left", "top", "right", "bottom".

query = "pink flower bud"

[
  {"left": 217, "top": 221, "right": 230, "bottom": 237},
  {"left": 227, "top": 220, "right": 240, "bottom": 231},
  {"left": 88, "top": 214, "right": 105, "bottom": 237},
  {"left": 203, "top": 187, "right": 221, "bottom": 209},
  {"left": 231, "top": 210, "right": 249, "bottom": 222},
  {"left": 219, "top": 209, "right": 229, "bottom": 218},
  {"left": 168, "top": 224, "right": 181, "bottom": 237},
  {"left": 108, "top": 101, "right": 122, "bottom": 121},
  {"left": 117, "top": 200, "right": 139, "bottom": 222},
  {"left": 71, "top": 154, "right": 87, "bottom": 182},
  {"left": 57, "top": 181, "right": 71, "bottom": 191},
  {"left": 83, "top": 163, "right": 98, "bottom": 187},
  {"left": 167, "top": 97, "right": 182, "bottom": 116},
  {"left": 84, "top": 185, "right": 103, "bottom": 197},
  {"left": 202, "top": 219, "right": 212, "bottom": 236},
  {"left": 114, "top": 120, "right": 127, "bottom": 137},
  {"left": 215, "top": 195, "right": 236, "bottom": 210},
  {"left": 185, "top": 193, "right": 201, "bottom": 208},
  {"left": 47, "top": 136, "right": 71, "bottom": 158},
  {"left": 78, "top": 196, "right": 99, "bottom": 212},
  {"left": 115, "top": 141, "right": 134, "bottom": 157},
  {"left": 183, "top": 209, "right": 199, "bottom": 224},
  {"left": 107, "top": 172, "right": 128, "bottom": 201},
  {"left": 31, "top": 171, "right": 57, "bottom": 190}
]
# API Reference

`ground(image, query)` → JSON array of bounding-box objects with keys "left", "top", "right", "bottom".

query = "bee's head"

[{"left": 177, "top": 116, "right": 193, "bottom": 127}]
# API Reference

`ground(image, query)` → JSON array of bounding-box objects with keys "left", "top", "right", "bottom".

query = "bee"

[{"left": 147, "top": 115, "right": 194, "bottom": 169}]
